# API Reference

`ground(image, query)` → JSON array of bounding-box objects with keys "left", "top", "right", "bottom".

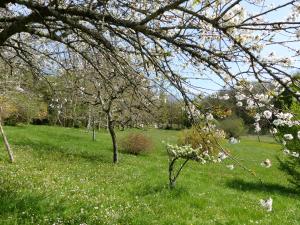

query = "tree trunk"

[
  {"left": 87, "top": 106, "right": 92, "bottom": 131},
  {"left": 169, "top": 180, "right": 176, "bottom": 189},
  {"left": 92, "top": 115, "right": 96, "bottom": 141},
  {"left": 0, "top": 120, "right": 14, "bottom": 163},
  {"left": 107, "top": 115, "right": 118, "bottom": 163},
  {"left": 98, "top": 112, "right": 101, "bottom": 131},
  {"left": 168, "top": 158, "right": 176, "bottom": 189}
]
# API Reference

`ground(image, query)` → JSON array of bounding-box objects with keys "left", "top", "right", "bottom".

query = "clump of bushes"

[
  {"left": 219, "top": 117, "right": 246, "bottom": 138},
  {"left": 120, "top": 133, "right": 153, "bottom": 155}
]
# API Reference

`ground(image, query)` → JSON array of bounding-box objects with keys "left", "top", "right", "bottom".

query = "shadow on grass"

[
  {"left": 135, "top": 183, "right": 189, "bottom": 199},
  {"left": 11, "top": 138, "right": 112, "bottom": 164},
  {"left": 135, "top": 183, "right": 167, "bottom": 196},
  {"left": 0, "top": 189, "right": 66, "bottom": 222},
  {"left": 226, "top": 178, "right": 300, "bottom": 197}
]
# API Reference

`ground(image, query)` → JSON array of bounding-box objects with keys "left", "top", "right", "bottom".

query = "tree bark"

[
  {"left": 92, "top": 115, "right": 96, "bottom": 141},
  {"left": 168, "top": 158, "right": 176, "bottom": 189},
  {"left": 0, "top": 120, "right": 14, "bottom": 163},
  {"left": 168, "top": 158, "right": 189, "bottom": 189},
  {"left": 107, "top": 114, "right": 118, "bottom": 163},
  {"left": 87, "top": 105, "right": 92, "bottom": 131}
]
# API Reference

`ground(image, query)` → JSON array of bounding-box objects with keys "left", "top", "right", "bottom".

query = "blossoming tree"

[{"left": 0, "top": 1, "right": 299, "bottom": 176}]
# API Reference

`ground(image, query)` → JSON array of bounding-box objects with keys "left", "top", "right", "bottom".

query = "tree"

[
  {"left": 65, "top": 51, "right": 155, "bottom": 163},
  {"left": 167, "top": 123, "right": 226, "bottom": 188},
  {"left": 0, "top": 0, "right": 300, "bottom": 174},
  {"left": 0, "top": 0, "right": 299, "bottom": 104}
]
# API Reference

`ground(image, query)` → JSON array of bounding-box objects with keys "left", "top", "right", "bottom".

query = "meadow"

[{"left": 0, "top": 125, "right": 299, "bottom": 225}]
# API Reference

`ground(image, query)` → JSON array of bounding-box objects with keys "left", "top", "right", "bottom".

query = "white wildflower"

[{"left": 226, "top": 164, "right": 234, "bottom": 170}]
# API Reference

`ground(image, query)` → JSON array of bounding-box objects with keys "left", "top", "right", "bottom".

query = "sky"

[
  {"left": 5, "top": 0, "right": 300, "bottom": 97},
  {"left": 178, "top": 0, "right": 300, "bottom": 96}
]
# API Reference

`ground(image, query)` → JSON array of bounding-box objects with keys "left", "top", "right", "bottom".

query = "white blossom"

[
  {"left": 219, "top": 94, "right": 230, "bottom": 100},
  {"left": 273, "top": 119, "right": 282, "bottom": 126},
  {"left": 235, "top": 93, "right": 246, "bottom": 101},
  {"left": 15, "top": 86, "right": 24, "bottom": 92},
  {"left": 246, "top": 99, "right": 255, "bottom": 109},
  {"left": 254, "top": 123, "right": 261, "bottom": 133},
  {"left": 206, "top": 113, "right": 214, "bottom": 121},
  {"left": 283, "top": 148, "right": 290, "bottom": 155},
  {"left": 229, "top": 137, "right": 239, "bottom": 144},
  {"left": 283, "top": 134, "right": 293, "bottom": 140},
  {"left": 236, "top": 101, "right": 243, "bottom": 107},
  {"left": 269, "top": 128, "right": 277, "bottom": 134},
  {"left": 254, "top": 113, "right": 261, "bottom": 122},
  {"left": 218, "top": 152, "right": 228, "bottom": 161},
  {"left": 263, "top": 110, "right": 272, "bottom": 119}
]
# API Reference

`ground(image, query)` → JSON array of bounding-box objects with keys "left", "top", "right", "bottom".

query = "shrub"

[
  {"left": 219, "top": 117, "right": 246, "bottom": 138},
  {"left": 120, "top": 133, "right": 153, "bottom": 155},
  {"left": 178, "top": 125, "right": 225, "bottom": 154},
  {"left": 167, "top": 124, "right": 227, "bottom": 188}
]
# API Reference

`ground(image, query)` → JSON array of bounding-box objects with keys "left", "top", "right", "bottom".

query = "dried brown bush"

[{"left": 120, "top": 133, "right": 153, "bottom": 155}]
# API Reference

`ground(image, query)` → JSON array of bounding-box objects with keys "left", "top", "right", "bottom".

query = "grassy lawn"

[{"left": 0, "top": 125, "right": 299, "bottom": 225}]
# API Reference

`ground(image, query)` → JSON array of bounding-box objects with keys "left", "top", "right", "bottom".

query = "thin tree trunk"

[
  {"left": 72, "top": 94, "right": 77, "bottom": 127},
  {"left": 92, "top": 115, "right": 96, "bottom": 141},
  {"left": 98, "top": 112, "right": 101, "bottom": 131},
  {"left": 57, "top": 113, "right": 62, "bottom": 126},
  {"left": 168, "top": 158, "right": 189, "bottom": 189},
  {"left": 87, "top": 105, "right": 92, "bottom": 131},
  {"left": 0, "top": 120, "right": 14, "bottom": 163},
  {"left": 168, "top": 158, "right": 176, "bottom": 189},
  {"left": 107, "top": 114, "right": 118, "bottom": 163}
]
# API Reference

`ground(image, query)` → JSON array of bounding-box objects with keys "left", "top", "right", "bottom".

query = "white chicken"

[
  {"left": 260, "top": 159, "right": 272, "bottom": 168},
  {"left": 259, "top": 197, "right": 273, "bottom": 212}
]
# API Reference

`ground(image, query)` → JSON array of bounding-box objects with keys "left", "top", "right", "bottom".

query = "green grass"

[{"left": 0, "top": 125, "right": 299, "bottom": 225}]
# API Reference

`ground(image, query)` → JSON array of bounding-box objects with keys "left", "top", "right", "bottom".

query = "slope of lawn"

[{"left": 0, "top": 125, "right": 299, "bottom": 225}]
